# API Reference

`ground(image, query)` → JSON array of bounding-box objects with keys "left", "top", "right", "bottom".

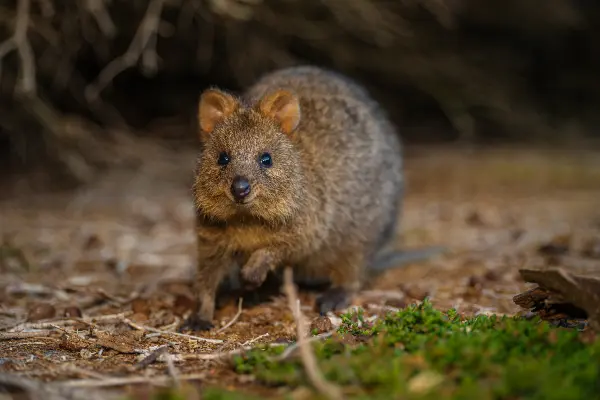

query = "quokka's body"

[{"left": 186, "top": 66, "right": 403, "bottom": 330}]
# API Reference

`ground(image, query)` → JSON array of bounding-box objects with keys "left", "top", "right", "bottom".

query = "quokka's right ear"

[{"left": 198, "top": 89, "right": 238, "bottom": 135}]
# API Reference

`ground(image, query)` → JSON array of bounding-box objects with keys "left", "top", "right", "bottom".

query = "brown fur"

[{"left": 187, "top": 66, "right": 403, "bottom": 330}]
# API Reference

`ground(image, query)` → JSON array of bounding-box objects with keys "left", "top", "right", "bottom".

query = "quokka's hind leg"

[{"left": 315, "top": 250, "right": 366, "bottom": 314}]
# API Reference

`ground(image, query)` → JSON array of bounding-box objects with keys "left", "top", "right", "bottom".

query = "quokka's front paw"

[
  {"left": 241, "top": 264, "right": 269, "bottom": 289},
  {"left": 240, "top": 250, "right": 273, "bottom": 289}
]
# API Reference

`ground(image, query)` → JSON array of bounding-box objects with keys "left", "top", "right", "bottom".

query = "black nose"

[{"left": 231, "top": 176, "right": 251, "bottom": 200}]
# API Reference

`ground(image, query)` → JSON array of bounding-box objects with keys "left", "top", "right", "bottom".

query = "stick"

[
  {"left": 6, "top": 312, "right": 133, "bottom": 332},
  {"left": 122, "top": 318, "right": 223, "bottom": 344},
  {"left": 282, "top": 267, "right": 344, "bottom": 400},
  {"left": 176, "top": 347, "right": 249, "bottom": 361},
  {"left": 164, "top": 352, "right": 180, "bottom": 389},
  {"left": 134, "top": 345, "right": 168, "bottom": 370},
  {"left": 270, "top": 332, "right": 334, "bottom": 362},
  {"left": 0, "top": 0, "right": 36, "bottom": 95},
  {"left": 0, "top": 373, "right": 44, "bottom": 400},
  {"left": 85, "top": 0, "right": 166, "bottom": 101},
  {"left": 241, "top": 332, "right": 269, "bottom": 346},
  {"left": 84, "top": 0, "right": 117, "bottom": 38},
  {"left": 216, "top": 297, "right": 243, "bottom": 333},
  {"left": 0, "top": 341, "right": 48, "bottom": 347},
  {"left": 155, "top": 332, "right": 271, "bottom": 363},
  {"left": 0, "top": 330, "right": 53, "bottom": 340}
]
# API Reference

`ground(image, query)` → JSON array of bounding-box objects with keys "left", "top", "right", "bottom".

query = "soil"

[{"left": 1, "top": 143, "right": 599, "bottom": 398}]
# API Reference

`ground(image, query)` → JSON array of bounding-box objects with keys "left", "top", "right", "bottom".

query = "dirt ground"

[{"left": 1, "top": 143, "right": 599, "bottom": 399}]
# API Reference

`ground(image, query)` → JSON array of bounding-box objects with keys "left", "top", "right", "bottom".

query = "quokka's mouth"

[
  {"left": 228, "top": 192, "right": 257, "bottom": 206},
  {"left": 235, "top": 196, "right": 256, "bottom": 206}
]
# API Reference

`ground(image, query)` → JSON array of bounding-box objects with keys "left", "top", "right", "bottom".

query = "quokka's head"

[{"left": 193, "top": 88, "right": 306, "bottom": 224}]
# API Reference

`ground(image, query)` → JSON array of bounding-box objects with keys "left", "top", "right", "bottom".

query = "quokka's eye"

[
  {"left": 259, "top": 152, "right": 273, "bottom": 168},
  {"left": 217, "top": 152, "right": 230, "bottom": 166}
]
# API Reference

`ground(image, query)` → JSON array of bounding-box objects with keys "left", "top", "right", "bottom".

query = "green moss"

[
  {"left": 229, "top": 300, "right": 600, "bottom": 399},
  {"left": 123, "top": 301, "right": 598, "bottom": 399}
]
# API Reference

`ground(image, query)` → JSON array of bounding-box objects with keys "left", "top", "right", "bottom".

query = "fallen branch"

[
  {"left": 135, "top": 345, "right": 169, "bottom": 370},
  {"left": 35, "top": 0, "right": 54, "bottom": 18},
  {"left": 0, "top": 0, "right": 36, "bottom": 95},
  {"left": 85, "top": 0, "right": 166, "bottom": 101},
  {"left": 84, "top": 0, "right": 117, "bottom": 38},
  {"left": 283, "top": 267, "right": 344, "bottom": 400},
  {"left": 0, "top": 373, "right": 44, "bottom": 400},
  {"left": 164, "top": 352, "right": 180, "bottom": 389}
]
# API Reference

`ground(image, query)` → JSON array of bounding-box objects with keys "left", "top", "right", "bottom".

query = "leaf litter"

[{"left": 1, "top": 145, "right": 600, "bottom": 398}]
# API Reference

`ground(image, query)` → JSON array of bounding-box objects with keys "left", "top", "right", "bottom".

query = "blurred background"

[
  {"left": 1, "top": 0, "right": 600, "bottom": 194},
  {"left": 1, "top": 2, "right": 600, "bottom": 389}
]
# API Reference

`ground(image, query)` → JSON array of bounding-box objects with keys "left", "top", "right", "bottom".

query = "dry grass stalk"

[
  {"left": 216, "top": 297, "right": 243, "bottom": 333},
  {"left": 282, "top": 267, "right": 345, "bottom": 400}
]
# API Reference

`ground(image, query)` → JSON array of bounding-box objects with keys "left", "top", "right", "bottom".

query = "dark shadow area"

[{"left": 1, "top": 0, "right": 600, "bottom": 193}]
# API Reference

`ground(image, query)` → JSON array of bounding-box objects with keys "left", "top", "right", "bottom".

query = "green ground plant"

[{"left": 134, "top": 300, "right": 600, "bottom": 399}]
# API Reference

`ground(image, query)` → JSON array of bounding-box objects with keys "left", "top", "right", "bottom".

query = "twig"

[
  {"left": 35, "top": 0, "right": 54, "bottom": 17},
  {"left": 0, "top": 373, "right": 44, "bottom": 400},
  {"left": 134, "top": 345, "right": 168, "bottom": 370},
  {"left": 0, "top": 341, "right": 48, "bottom": 347},
  {"left": 283, "top": 267, "right": 344, "bottom": 400},
  {"left": 58, "top": 365, "right": 110, "bottom": 380},
  {"left": 270, "top": 331, "right": 334, "bottom": 362},
  {"left": 365, "top": 304, "right": 400, "bottom": 313},
  {"left": 175, "top": 347, "right": 249, "bottom": 361},
  {"left": 7, "top": 312, "right": 133, "bottom": 332},
  {"left": 85, "top": 0, "right": 166, "bottom": 101},
  {"left": 170, "top": 332, "right": 271, "bottom": 362},
  {"left": 216, "top": 297, "right": 243, "bottom": 333},
  {"left": 5, "top": 282, "right": 69, "bottom": 300},
  {"left": 84, "top": 0, "right": 117, "bottom": 38},
  {"left": 95, "top": 288, "right": 136, "bottom": 305},
  {"left": 0, "top": 330, "right": 53, "bottom": 340},
  {"left": 0, "top": 0, "right": 36, "bottom": 95},
  {"left": 122, "top": 318, "right": 223, "bottom": 344},
  {"left": 241, "top": 332, "right": 269, "bottom": 346},
  {"left": 164, "top": 352, "right": 180, "bottom": 389},
  {"left": 57, "top": 373, "right": 205, "bottom": 388}
]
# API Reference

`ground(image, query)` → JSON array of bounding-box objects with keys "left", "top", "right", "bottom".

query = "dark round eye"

[
  {"left": 259, "top": 152, "right": 273, "bottom": 168},
  {"left": 217, "top": 151, "right": 230, "bottom": 166}
]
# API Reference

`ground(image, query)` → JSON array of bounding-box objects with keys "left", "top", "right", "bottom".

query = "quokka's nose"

[{"left": 231, "top": 176, "right": 251, "bottom": 200}]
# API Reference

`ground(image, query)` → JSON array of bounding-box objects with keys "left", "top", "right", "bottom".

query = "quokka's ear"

[
  {"left": 257, "top": 90, "right": 301, "bottom": 135},
  {"left": 198, "top": 89, "right": 238, "bottom": 135}
]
